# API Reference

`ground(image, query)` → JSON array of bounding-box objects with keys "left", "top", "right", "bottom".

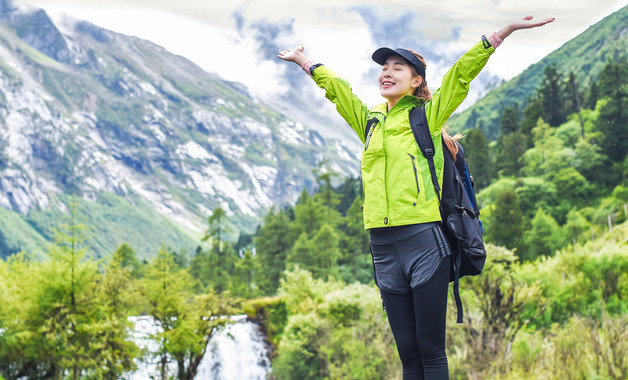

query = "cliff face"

[{"left": 0, "top": 1, "right": 359, "bottom": 258}]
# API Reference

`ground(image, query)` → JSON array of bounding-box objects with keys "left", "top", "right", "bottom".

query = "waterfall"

[{"left": 128, "top": 315, "right": 272, "bottom": 380}]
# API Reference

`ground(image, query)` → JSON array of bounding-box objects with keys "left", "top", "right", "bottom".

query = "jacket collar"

[{"left": 372, "top": 95, "right": 426, "bottom": 116}]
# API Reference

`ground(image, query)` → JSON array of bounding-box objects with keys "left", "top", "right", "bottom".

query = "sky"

[{"left": 14, "top": 0, "right": 628, "bottom": 108}]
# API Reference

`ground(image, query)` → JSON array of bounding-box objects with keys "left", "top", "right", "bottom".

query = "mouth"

[{"left": 381, "top": 81, "right": 395, "bottom": 89}]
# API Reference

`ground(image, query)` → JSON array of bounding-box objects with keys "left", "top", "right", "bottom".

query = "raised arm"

[
  {"left": 426, "top": 16, "right": 555, "bottom": 133},
  {"left": 278, "top": 44, "right": 371, "bottom": 143},
  {"left": 493, "top": 16, "right": 555, "bottom": 44}
]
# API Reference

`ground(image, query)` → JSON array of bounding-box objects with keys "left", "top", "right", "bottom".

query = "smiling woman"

[{"left": 278, "top": 15, "right": 554, "bottom": 380}]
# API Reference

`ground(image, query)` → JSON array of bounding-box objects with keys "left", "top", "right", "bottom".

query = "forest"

[{"left": 0, "top": 58, "right": 627, "bottom": 379}]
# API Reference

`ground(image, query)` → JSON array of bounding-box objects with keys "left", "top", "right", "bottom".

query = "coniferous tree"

[
  {"left": 294, "top": 194, "right": 328, "bottom": 239},
  {"left": 585, "top": 81, "right": 599, "bottom": 110},
  {"left": 564, "top": 72, "right": 585, "bottom": 138},
  {"left": 202, "top": 207, "right": 232, "bottom": 293},
  {"left": 596, "top": 60, "right": 628, "bottom": 162},
  {"left": 113, "top": 242, "right": 142, "bottom": 276},
  {"left": 500, "top": 103, "right": 521, "bottom": 135},
  {"left": 462, "top": 128, "right": 493, "bottom": 189},
  {"left": 338, "top": 195, "right": 372, "bottom": 283},
  {"left": 485, "top": 188, "right": 524, "bottom": 253},
  {"left": 539, "top": 65, "right": 567, "bottom": 127},
  {"left": 497, "top": 131, "right": 527, "bottom": 177},
  {"left": 288, "top": 224, "right": 341, "bottom": 280},
  {"left": 255, "top": 208, "right": 297, "bottom": 294},
  {"left": 232, "top": 248, "right": 261, "bottom": 298},
  {"left": 92, "top": 252, "right": 141, "bottom": 379},
  {"left": 521, "top": 96, "right": 544, "bottom": 147}
]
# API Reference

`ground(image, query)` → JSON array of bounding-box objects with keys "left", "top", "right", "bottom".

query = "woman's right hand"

[{"left": 278, "top": 44, "right": 307, "bottom": 65}]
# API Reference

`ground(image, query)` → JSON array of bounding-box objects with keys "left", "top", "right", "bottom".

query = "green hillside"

[
  {"left": 449, "top": 5, "right": 628, "bottom": 138},
  {"left": 0, "top": 192, "right": 199, "bottom": 261}
]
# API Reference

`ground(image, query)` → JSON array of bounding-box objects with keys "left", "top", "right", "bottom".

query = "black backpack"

[
  {"left": 409, "top": 105, "right": 486, "bottom": 323},
  {"left": 365, "top": 106, "right": 486, "bottom": 323}
]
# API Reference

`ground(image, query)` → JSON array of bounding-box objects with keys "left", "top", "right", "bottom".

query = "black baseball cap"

[{"left": 372, "top": 47, "right": 425, "bottom": 79}]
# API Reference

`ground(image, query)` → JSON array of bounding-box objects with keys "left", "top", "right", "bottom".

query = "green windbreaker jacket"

[{"left": 311, "top": 40, "right": 495, "bottom": 229}]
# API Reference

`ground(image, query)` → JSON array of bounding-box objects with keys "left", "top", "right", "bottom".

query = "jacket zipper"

[{"left": 408, "top": 153, "right": 421, "bottom": 201}]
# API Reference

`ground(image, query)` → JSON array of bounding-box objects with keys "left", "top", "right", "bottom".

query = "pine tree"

[
  {"left": 485, "top": 188, "right": 524, "bottom": 252},
  {"left": 596, "top": 60, "right": 628, "bottom": 162},
  {"left": 338, "top": 195, "right": 372, "bottom": 284},
  {"left": 521, "top": 96, "right": 544, "bottom": 147},
  {"left": 202, "top": 207, "right": 231, "bottom": 293},
  {"left": 462, "top": 128, "right": 493, "bottom": 189},
  {"left": 255, "top": 208, "right": 297, "bottom": 294},
  {"left": 564, "top": 72, "right": 585, "bottom": 138},
  {"left": 538, "top": 65, "right": 567, "bottom": 127},
  {"left": 288, "top": 224, "right": 341, "bottom": 280},
  {"left": 500, "top": 103, "right": 521, "bottom": 135},
  {"left": 497, "top": 131, "right": 528, "bottom": 177}
]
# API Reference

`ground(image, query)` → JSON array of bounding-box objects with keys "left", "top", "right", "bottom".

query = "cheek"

[{"left": 378, "top": 72, "right": 385, "bottom": 84}]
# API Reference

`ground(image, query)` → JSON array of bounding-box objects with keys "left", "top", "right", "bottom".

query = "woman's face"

[{"left": 378, "top": 55, "right": 422, "bottom": 104}]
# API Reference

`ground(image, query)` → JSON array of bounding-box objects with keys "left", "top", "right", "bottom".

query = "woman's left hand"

[{"left": 510, "top": 16, "right": 555, "bottom": 31}]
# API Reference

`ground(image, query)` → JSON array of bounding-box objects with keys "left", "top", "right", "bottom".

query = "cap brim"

[{"left": 372, "top": 47, "right": 398, "bottom": 65}]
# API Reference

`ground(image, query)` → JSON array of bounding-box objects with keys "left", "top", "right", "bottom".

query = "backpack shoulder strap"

[
  {"left": 365, "top": 117, "right": 378, "bottom": 143},
  {"left": 409, "top": 106, "right": 441, "bottom": 204}
]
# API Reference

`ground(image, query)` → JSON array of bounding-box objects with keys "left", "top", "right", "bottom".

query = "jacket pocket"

[{"left": 408, "top": 153, "right": 421, "bottom": 202}]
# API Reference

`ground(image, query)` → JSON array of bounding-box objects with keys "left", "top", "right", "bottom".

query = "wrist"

[
  {"left": 488, "top": 32, "right": 503, "bottom": 49},
  {"left": 301, "top": 58, "right": 316, "bottom": 76},
  {"left": 293, "top": 54, "right": 308, "bottom": 67}
]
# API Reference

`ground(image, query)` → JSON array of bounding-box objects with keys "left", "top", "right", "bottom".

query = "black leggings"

[{"left": 380, "top": 255, "right": 451, "bottom": 380}]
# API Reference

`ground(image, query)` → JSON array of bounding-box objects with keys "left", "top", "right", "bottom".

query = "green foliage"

[
  {"left": 243, "top": 296, "right": 288, "bottom": 347},
  {"left": 271, "top": 268, "right": 398, "bottom": 380},
  {"left": 461, "top": 128, "right": 494, "bottom": 189},
  {"left": 597, "top": 59, "right": 628, "bottom": 162},
  {"left": 255, "top": 207, "right": 298, "bottom": 295},
  {"left": 448, "top": 245, "right": 530, "bottom": 378},
  {"left": 539, "top": 65, "right": 568, "bottom": 127},
  {"left": 522, "top": 209, "right": 564, "bottom": 261},
  {"left": 483, "top": 188, "right": 524, "bottom": 252},
  {"left": 0, "top": 209, "right": 140, "bottom": 379},
  {"left": 288, "top": 224, "right": 341, "bottom": 280},
  {"left": 138, "top": 245, "right": 237, "bottom": 379}
]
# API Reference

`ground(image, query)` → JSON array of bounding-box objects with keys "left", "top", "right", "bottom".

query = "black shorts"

[{"left": 369, "top": 222, "right": 451, "bottom": 294}]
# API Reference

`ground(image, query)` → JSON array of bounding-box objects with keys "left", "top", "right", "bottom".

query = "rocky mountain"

[{"left": 0, "top": 0, "right": 360, "bottom": 259}]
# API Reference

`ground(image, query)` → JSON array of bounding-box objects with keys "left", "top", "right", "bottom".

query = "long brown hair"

[
  {"left": 442, "top": 128, "right": 464, "bottom": 161},
  {"left": 408, "top": 50, "right": 463, "bottom": 161}
]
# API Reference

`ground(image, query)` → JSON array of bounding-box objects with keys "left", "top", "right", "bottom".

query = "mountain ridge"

[
  {"left": 0, "top": 0, "right": 359, "bottom": 258},
  {"left": 448, "top": 5, "right": 628, "bottom": 138}
]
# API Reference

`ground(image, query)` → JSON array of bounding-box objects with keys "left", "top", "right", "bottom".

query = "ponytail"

[{"left": 442, "top": 128, "right": 464, "bottom": 162}]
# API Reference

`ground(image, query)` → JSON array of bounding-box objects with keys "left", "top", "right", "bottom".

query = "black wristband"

[
  {"left": 481, "top": 35, "right": 492, "bottom": 49},
  {"left": 310, "top": 63, "right": 324, "bottom": 75}
]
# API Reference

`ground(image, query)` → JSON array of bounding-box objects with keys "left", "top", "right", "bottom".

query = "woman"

[{"left": 278, "top": 16, "right": 554, "bottom": 380}]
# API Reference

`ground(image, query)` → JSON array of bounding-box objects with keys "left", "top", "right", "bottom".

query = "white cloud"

[{"left": 16, "top": 0, "right": 628, "bottom": 105}]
